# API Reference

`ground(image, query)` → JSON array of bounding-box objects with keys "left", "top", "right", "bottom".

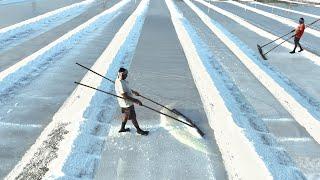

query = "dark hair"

[
  {"left": 118, "top": 67, "right": 127, "bottom": 73},
  {"left": 299, "top": 18, "right": 304, "bottom": 24}
]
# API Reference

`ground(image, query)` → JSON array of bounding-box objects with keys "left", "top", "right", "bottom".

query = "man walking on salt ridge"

[
  {"left": 290, "top": 17, "right": 305, "bottom": 54},
  {"left": 115, "top": 67, "right": 149, "bottom": 136}
]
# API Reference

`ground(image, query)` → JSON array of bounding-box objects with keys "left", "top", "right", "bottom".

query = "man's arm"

[
  {"left": 132, "top": 90, "right": 140, "bottom": 96},
  {"left": 122, "top": 92, "right": 142, "bottom": 106},
  {"left": 295, "top": 26, "right": 299, "bottom": 35}
]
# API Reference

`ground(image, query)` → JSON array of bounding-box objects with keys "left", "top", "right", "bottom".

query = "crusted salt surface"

[
  {"left": 0, "top": 0, "right": 43, "bottom": 5},
  {"left": 196, "top": 0, "right": 320, "bottom": 116},
  {"left": 277, "top": 0, "right": 320, "bottom": 6},
  {"left": 104, "top": 120, "right": 216, "bottom": 179},
  {"left": 278, "top": 137, "right": 312, "bottom": 142},
  {"left": 167, "top": 0, "right": 305, "bottom": 179},
  {"left": 228, "top": 1, "right": 320, "bottom": 38},
  {"left": 192, "top": 0, "right": 320, "bottom": 145},
  {"left": 4, "top": 0, "right": 144, "bottom": 179},
  {"left": 0, "top": 0, "right": 94, "bottom": 51},
  {"left": 0, "top": 0, "right": 128, "bottom": 97},
  {"left": 196, "top": 0, "right": 320, "bottom": 66},
  {"left": 250, "top": 1, "right": 320, "bottom": 19},
  {"left": 44, "top": 0, "right": 149, "bottom": 178},
  {"left": 262, "top": 118, "right": 294, "bottom": 122},
  {"left": 0, "top": 122, "right": 42, "bottom": 128}
]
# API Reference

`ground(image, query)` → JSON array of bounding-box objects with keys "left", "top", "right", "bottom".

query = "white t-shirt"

[{"left": 115, "top": 78, "right": 133, "bottom": 108}]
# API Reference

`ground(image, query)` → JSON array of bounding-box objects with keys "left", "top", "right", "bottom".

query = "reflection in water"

[
  {"left": 32, "top": 2, "right": 38, "bottom": 15},
  {"left": 103, "top": 0, "right": 107, "bottom": 9}
]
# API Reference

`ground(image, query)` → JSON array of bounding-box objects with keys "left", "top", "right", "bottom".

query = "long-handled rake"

[
  {"left": 75, "top": 63, "right": 205, "bottom": 137},
  {"left": 257, "top": 19, "right": 320, "bottom": 60}
]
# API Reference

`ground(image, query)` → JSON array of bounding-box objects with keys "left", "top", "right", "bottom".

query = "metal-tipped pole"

[
  {"left": 264, "top": 35, "right": 295, "bottom": 55},
  {"left": 260, "top": 19, "right": 320, "bottom": 57},
  {"left": 74, "top": 82, "right": 194, "bottom": 127},
  {"left": 76, "top": 63, "right": 205, "bottom": 136},
  {"left": 259, "top": 19, "right": 320, "bottom": 49},
  {"left": 76, "top": 63, "right": 198, "bottom": 119},
  {"left": 260, "top": 30, "right": 294, "bottom": 48}
]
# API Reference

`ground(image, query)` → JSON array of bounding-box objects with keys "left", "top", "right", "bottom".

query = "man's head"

[
  {"left": 118, "top": 67, "right": 128, "bottom": 80},
  {"left": 299, "top": 18, "right": 304, "bottom": 24}
]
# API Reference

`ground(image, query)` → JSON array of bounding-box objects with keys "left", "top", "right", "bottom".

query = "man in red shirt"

[{"left": 290, "top": 18, "right": 305, "bottom": 54}]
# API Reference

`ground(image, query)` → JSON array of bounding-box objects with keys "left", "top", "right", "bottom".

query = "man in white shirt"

[{"left": 115, "top": 67, "right": 149, "bottom": 136}]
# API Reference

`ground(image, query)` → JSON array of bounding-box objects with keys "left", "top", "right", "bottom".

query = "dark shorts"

[
  {"left": 294, "top": 37, "right": 300, "bottom": 43},
  {"left": 121, "top": 105, "right": 136, "bottom": 120}
]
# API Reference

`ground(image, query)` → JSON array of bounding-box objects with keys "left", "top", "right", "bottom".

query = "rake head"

[
  {"left": 172, "top": 109, "right": 205, "bottom": 137},
  {"left": 257, "top": 44, "right": 268, "bottom": 60}
]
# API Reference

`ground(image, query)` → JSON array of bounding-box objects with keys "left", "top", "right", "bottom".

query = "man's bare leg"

[
  {"left": 290, "top": 41, "right": 298, "bottom": 53},
  {"left": 298, "top": 41, "right": 303, "bottom": 52},
  {"left": 132, "top": 118, "right": 149, "bottom": 136},
  {"left": 119, "top": 114, "right": 130, "bottom": 133}
]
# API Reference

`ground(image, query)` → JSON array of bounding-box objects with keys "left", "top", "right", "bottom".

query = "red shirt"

[{"left": 295, "top": 24, "right": 305, "bottom": 38}]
